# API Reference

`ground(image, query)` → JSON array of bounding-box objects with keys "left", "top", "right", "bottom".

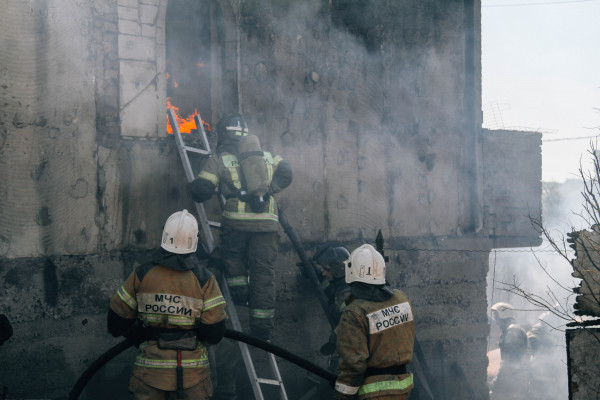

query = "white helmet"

[
  {"left": 344, "top": 244, "right": 386, "bottom": 285},
  {"left": 160, "top": 209, "right": 199, "bottom": 254},
  {"left": 491, "top": 302, "right": 515, "bottom": 321}
]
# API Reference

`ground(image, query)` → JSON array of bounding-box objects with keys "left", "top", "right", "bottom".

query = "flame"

[{"left": 166, "top": 97, "right": 211, "bottom": 134}]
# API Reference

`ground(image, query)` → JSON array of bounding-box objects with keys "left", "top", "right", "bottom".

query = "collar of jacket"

[
  {"left": 217, "top": 136, "right": 241, "bottom": 154},
  {"left": 350, "top": 282, "right": 394, "bottom": 302},
  {"left": 149, "top": 248, "right": 201, "bottom": 272}
]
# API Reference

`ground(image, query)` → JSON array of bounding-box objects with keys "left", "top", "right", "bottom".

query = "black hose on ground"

[
  {"left": 69, "top": 339, "right": 133, "bottom": 400},
  {"left": 69, "top": 329, "right": 335, "bottom": 400},
  {"left": 224, "top": 329, "right": 336, "bottom": 383}
]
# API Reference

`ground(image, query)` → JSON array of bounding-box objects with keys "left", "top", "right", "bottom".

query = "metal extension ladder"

[{"left": 168, "top": 108, "right": 288, "bottom": 400}]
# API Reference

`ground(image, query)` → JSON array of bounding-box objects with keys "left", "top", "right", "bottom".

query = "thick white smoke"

[{"left": 487, "top": 178, "right": 585, "bottom": 399}]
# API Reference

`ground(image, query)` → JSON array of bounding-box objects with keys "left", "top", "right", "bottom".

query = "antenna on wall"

[{"left": 375, "top": 229, "right": 389, "bottom": 262}]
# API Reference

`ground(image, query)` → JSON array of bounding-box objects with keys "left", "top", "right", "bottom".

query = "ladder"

[{"left": 168, "top": 108, "right": 288, "bottom": 400}]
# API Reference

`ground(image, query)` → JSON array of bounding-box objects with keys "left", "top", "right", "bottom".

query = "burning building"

[{"left": 0, "top": 0, "right": 542, "bottom": 399}]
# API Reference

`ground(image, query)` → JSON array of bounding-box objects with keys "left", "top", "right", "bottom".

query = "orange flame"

[{"left": 166, "top": 98, "right": 212, "bottom": 134}]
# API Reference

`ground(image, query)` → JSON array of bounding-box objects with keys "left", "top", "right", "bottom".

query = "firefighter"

[
  {"left": 489, "top": 302, "right": 531, "bottom": 400},
  {"left": 490, "top": 322, "right": 531, "bottom": 399},
  {"left": 311, "top": 242, "right": 351, "bottom": 399},
  {"left": 527, "top": 310, "right": 563, "bottom": 400},
  {"left": 313, "top": 242, "right": 351, "bottom": 354},
  {"left": 107, "top": 209, "right": 227, "bottom": 399},
  {"left": 0, "top": 314, "right": 12, "bottom": 346},
  {"left": 334, "top": 244, "right": 415, "bottom": 400},
  {"left": 490, "top": 302, "right": 517, "bottom": 337},
  {"left": 188, "top": 112, "right": 293, "bottom": 341}
]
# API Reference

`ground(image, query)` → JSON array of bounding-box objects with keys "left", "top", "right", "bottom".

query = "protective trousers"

[
  {"left": 210, "top": 338, "right": 242, "bottom": 400},
  {"left": 128, "top": 375, "right": 212, "bottom": 400},
  {"left": 210, "top": 228, "right": 279, "bottom": 340}
]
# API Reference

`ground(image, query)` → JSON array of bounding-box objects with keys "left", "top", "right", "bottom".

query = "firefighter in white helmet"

[
  {"left": 334, "top": 244, "right": 415, "bottom": 400},
  {"left": 107, "top": 209, "right": 227, "bottom": 399}
]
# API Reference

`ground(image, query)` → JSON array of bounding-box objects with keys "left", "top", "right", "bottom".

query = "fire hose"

[
  {"left": 278, "top": 208, "right": 340, "bottom": 329},
  {"left": 68, "top": 329, "right": 336, "bottom": 400}
]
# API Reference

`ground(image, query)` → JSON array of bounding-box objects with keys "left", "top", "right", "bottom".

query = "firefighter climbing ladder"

[{"left": 168, "top": 108, "right": 288, "bottom": 400}]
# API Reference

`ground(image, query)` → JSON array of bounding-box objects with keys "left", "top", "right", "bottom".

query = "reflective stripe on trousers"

[{"left": 358, "top": 373, "right": 413, "bottom": 397}]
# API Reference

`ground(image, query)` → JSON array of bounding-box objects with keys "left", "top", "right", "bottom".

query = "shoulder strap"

[
  {"left": 191, "top": 264, "right": 213, "bottom": 287},
  {"left": 135, "top": 262, "right": 156, "bottom": 282}
]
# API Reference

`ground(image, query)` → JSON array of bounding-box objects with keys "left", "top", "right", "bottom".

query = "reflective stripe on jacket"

[
  {"left": 109, "top": 263, "right": 226, "bottom": 391},
  {"left": 335, "top": 289, "right": 415, "bottom": 399}
]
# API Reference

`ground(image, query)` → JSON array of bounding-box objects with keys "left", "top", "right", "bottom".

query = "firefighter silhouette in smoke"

[
  {"left": 188, "top": 112, "right": 293, "bottom": 342},
  {"left": 310, "top": 242, "right": 352, "bottom": 399},
  {"left": 489, "top": 302, "right": 531, "bottom": 400},
  {"left": 334, "top": 244, "right": 415, "bottom": 400},
  {"left": 107, "top": 210, "right": 227, "bottom": 399},
  {"left": 527, "top": 309, "right": 565, "bottom": 400}
]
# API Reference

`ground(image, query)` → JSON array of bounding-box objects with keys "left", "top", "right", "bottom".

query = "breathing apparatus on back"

[{"left": 216, "top": 113, "right": 271, "bottom": 212}]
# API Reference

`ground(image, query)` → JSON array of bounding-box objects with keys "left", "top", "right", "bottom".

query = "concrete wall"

[
  {"left": 0, "top": 0, "right": 542, "bottom": 399},
  {"left": 483, "top": 129, "right": 543, "bottom": 248},
  {"left": 566, "top": 327, "right": 600, "bottom": 400},
  {"left": 566, "top": 228, "right": 600, "bottom": 399}
]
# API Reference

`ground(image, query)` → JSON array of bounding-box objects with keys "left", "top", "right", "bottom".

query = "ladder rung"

[
  {"left": 184, "top": 145, "right": 211, "bottom": 155},
  {"left": 256, "top": 378, "right": 283, "bottom": 386}
]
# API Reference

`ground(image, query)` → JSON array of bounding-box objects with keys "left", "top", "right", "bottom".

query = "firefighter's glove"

[
  {"left": 248, "top": 195, "right": 267, "bottom": 213},
  {"left": 320, "top": 340, "right": 336, "bottom": 356},
  {"left": 188, "top": 179, "right": 215, "bottom": 203},
  {"left": 124, "top": 320, "right": 147, "bottom": 348},
  {"left": 296, "top": 262, "right": 310, "bottom": 280},
  {"left": 0, "top": 314, "right": 13, "bottom": 346},
  {"left": 197, "top": 320, "right": 226, "bottom": 345},
  {"left": 330, "top": 378, "right": 337, "bottom": 390}
]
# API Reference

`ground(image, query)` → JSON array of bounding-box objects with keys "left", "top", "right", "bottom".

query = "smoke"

[{"left": 487, "top": 178, "right": 586, "bottom": 399}]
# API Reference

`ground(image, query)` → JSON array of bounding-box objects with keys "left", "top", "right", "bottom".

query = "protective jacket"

[
  {"left": 335, "top": 286, "right": 415, "bottom": 400},
  {"left": 108, "top": 250, "right": 227, "bottom": 391},
  {"left": 324, "top": 277, "right": 351, "bottom": 324},
  {"left": 318, "top": 278, "right": 352, "bottom": 399},
  {"left": 189, "top": 140, "right": 293, "bottom": 232},
  {"left": 321, "top": 277, "right": 351, "bottom": 355}
]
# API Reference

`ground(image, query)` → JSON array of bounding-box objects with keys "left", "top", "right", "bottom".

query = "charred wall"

[{"left": 0, "top": 0, "right": 542, "bottom": 399}]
